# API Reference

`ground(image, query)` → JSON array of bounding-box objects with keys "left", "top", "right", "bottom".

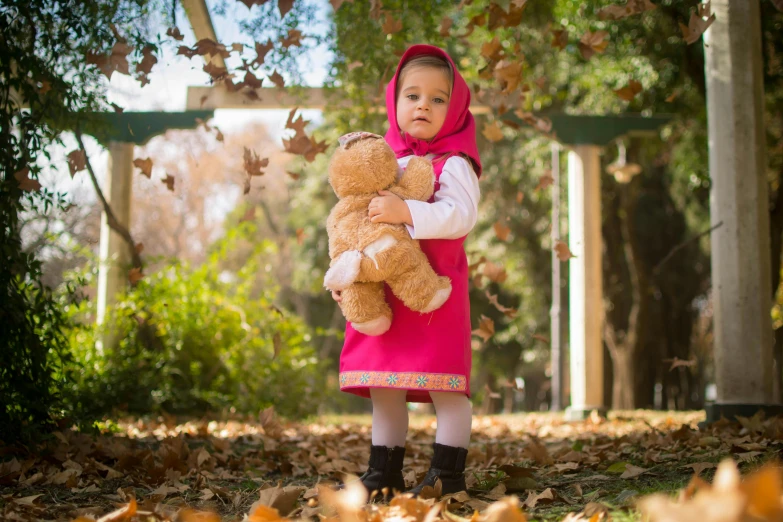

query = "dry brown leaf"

[
  {"left": 67, "top": 149, "right": 87, "bottom": 178},
  {"left": 680, "top": 1, "right": 716, "bottom": 45},
  {"left": 253, "top": 40, "right": 274, "bottom": 67},
  {"left": 269, "top": 70, "right": 285, "bottom": 88},
  {"left": 486, "top": 291, "right": 517, "bottom": 319},
  {"left": 494, "top": 60, "right": 523, "bottom": 94},
  {"left": 482, "top": 260, "right": 507, "bottom": 283},
  {"left": 166, "top": 27, "right": 184, "bottom": 41},
  {"left": 550, "top": 25, "right": 568, "bottom": 50},
  {"left": 614, "top": 79, "right": 643, "bottom": 101},
  {"left": 598, "top": 0, "right": 656, "bottom": 20},
  {"left": 554, "top": 241, "right": 575, "bottom": 261},
  {"left": 481, "top": 37, "right": 503, "bottom": 61},
  {"left": 97, "top": 497, "right": 137, "bottom": 522},
  {"left": 472, "top": 315, "right": 495, "bottom": 342},
  {"left": 382, "top": 12, "right": 403, "bottom": 34},
  {"left": 128, "top": 267, "right": 144, "bottom": 285},
  {"left": 665, "top": 356, "right": 697, "bottom": 371},
  {"left": 281, "top": 29, "right": 303, "bottom": 48},
  {"left": 478, "top": 496, "right": 527, "bottom": 522},
  {"left": 136, "top": 46, "right": 157, "bottom": 86},
  {"left": 619, "top": 464, "right": 647, "bottom": 479},
  {"left": 524, "top": 488, "right": 555, "bottom": 509},
  {"left": 133, "top": 157, "right": 153, "bottom": 178},
  {"left": 535, "top": 173, "right": 554, "bottom": 191},
  {"left": 15, "top": 167, "right": 41, "bottom": 192},
  {"left": 493, "top": 220, "right": 511, "bottom": 241},
  {"left": 578, "top": 30, "right": 609, "bottom": 60},
  {"left": 243, "top": 147, "right": 269, "bottom": 177},
  {"left": 278, "top": 0, "right": 294, "bottom": 17},
  {"left": 439, "top": 16, "right": 453, "bottom": 37},
  {"left": 161, "top": 173, "right": 175, "bottom": 192},
  {"left": 482, "top": 122, "right": 504, "bottom": 142}
]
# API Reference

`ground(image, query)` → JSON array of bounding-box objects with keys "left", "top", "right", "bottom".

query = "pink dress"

[{"left": 339, "top": 155, "right": 471, "bottom": 403}]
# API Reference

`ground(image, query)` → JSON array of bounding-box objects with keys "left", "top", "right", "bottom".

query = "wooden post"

[
  {"left": 96, "top": 141, "right": 134, "bottom": 352},
  {"left": 550, "top": 142, "right": 563, "bottom": 411},
  {"left": 565, "top": 145, "right": 606, "bottom": 420}
]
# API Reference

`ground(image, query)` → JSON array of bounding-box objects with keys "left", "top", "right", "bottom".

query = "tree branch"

[
  {"left": 74, "top": 130, "right": 143, "bottom": 270},
  {"left": 652, "top": 221, "right": 723, "bottom": 275}
]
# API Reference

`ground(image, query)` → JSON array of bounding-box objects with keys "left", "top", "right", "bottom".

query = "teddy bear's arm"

[{"left": 387, "top": 156, "right": 435, "bottom": 202}]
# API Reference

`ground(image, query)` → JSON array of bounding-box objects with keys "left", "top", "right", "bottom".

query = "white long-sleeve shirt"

[{"left": 397, "top": 155, "right": 480, "bottom": 240}]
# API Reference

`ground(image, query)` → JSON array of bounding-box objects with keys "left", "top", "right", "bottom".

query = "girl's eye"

[
  {"left": 434, "top": 98, "right": 445, "bottom": 104},
  {"left": 407, "top": 94, "right": 418, "bottom": 101}
]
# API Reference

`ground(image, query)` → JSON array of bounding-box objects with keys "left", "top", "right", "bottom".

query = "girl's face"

[{"left": 396, "top": 66, "right": 451, "bottom": 142}]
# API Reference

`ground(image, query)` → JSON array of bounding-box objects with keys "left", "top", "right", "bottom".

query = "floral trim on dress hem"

[{"left": 339, "top": 371, "right": 467, "bottom": 392}]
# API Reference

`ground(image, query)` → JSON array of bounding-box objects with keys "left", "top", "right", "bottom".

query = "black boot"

[
  {"left": 409, "top": 443, "right": 468, "bottom": 497},
  {"left": 357, "top": 445, "right": 406, "bottom": 499}
]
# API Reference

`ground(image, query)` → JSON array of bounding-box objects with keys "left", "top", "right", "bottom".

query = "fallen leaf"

[
  {"left": 128, "top": 268, "right": 143, "bottom": 285},
  {"left": 280, "top": 29, "right": 302, "bottom": 48},
  {"left": 439, "top": 16, "right": 453, "bottom": 36},
  {"left": 524, "top": 488, "right": 555, "bottom": 509},
  {"left": 493, "top": 220, "right": 511, "bottom": 241},
  {"left": 166, "top": 27, "right": 184, "bottom": 41},
  {"left": 243, "top": 147, "right": 269, "bottom": 177},
  {"left": 278, "top": 0, "right": 294, "bottom": 17},
  {"left": 269, "top": 70, "right": 285, "bottom": 88},
  {"left": 482, "top": 260, "right": 507, "bottom": 283}
]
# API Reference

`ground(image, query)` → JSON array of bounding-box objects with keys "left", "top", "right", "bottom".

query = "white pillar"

[
  {"left": 704, "top": 0, "right": 774, "bottom": 412},
  {"left": 565, "top": 145, "right": 605, "bottom": 419},
  {"left": 96, "top": 141, "right": 134, "bottom": 351}
]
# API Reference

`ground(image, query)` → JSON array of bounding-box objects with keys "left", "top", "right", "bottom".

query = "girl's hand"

[
  {"left": 368, "top": 190, "right": 413, "bottom": 225},
  {"left": 331, "top": 290, "right": 343, "bottom": 303}
]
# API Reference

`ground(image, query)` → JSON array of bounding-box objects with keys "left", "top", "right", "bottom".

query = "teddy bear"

[{"left": 323, "top": 132, "right": 452, "bottom": 336}]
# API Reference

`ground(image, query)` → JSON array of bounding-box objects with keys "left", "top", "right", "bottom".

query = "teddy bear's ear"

[{"left": 338, "top": 132, "right": 384, "bottom": 149}]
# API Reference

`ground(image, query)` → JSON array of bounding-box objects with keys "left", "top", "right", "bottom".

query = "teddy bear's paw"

[
  {"left": 421, "top": 285, "right": 452, "bottom": 313},
  {"left": 324, "top": 250, "right": 362, "bottom": 290},
  {"left": 352, "top": 315, "right": 392, "bottom": 336}
]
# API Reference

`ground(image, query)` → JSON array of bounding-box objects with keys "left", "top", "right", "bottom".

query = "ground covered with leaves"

[{"left": 3, "top": 410, "right": 783, "bottom": 521}]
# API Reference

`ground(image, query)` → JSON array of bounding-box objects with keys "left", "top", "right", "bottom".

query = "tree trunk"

[{"left": 609, "top": 343, "right": 634, "bottom": 409}]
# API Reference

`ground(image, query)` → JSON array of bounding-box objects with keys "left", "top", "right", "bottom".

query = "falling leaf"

[
  {"left": 481, "top": 37, "right": 503, "bottom": 61},
  {"left": 516, "top": 191, "right": 524, "bottom": 204},
  {"left": 598, "top": 0, "right": 656, "bottom": 20},
  {"left": 243, "top": 147, "right": 269, "bottom": 177},
  {"left": 162, "top": 173, "right": 175, "bottom": 191},
  {"left": 259, "top": 406, "right": 284, "bottom": 437},
  {"left": 252, "top": 40, "right": 274, "bottom": 68},
  {"left": 472, "top": 315, "right": 495, "bottom": 342},
  {"left": 215, "top": 127, "right": 224, "bottom": 142},
  {"left": 486, "top": 291, "right": 517, "bottom": 318},
  {"left": 231, "top": 42, "right": 244, "bottom": 53},
  {"left": 614, "top": 79, "right": 643, "bottom": 101},
  {"left": 439, "top": 16, "right": 453, "bottom": 36},
  {"left": 494, "top": 60, "right": 523, "bottom": 94},
  {"left": 133, "top": 157, "right": 153, "bottom": 178},
  {"left": 14, "top": 167, "right": 41, "bottom": 192},
  {"left": 534, "top": 173, "right": 554, "bottom": 192},
  {"left": 578, "top": 30, "right": 609, "bottom": 60},
  {"left": 278, "top": 0, "right": 294, "bottom": 17},
  {"left": 346, "top": 61, "right": 363, "bottom": 71},
  {"left": 532, "top": 333, "right": 549, "bottom": 343},
  {"left": 204, "top": 62, "right": 229, "bottom": 81},
  {"left": 680, "top": 1, "right": 716, "bottom": 45},
  {"left": 493, "top": 220, "right": 511, "bottom": 241},
  {"left": 136, "top": 46, "right": 157, "bottom": 86},
  {"left": 269, "top": 70, "right": 285, "bottom": 88},
  {"left": 281, "top": 28, "right": 303, "bottom": 48},
  {"left": 482, "top": 122, "right": 504, "bottom": 142},
  {"left": 285, "top": 107, "right": 309, "bottom": 135},
  {"left": 482, "top": 260, "right": 507, "bottom": 283},
  {"left": 554, "top": 241, "right": 575, "bottom": 261},
  {"left": 166, "top": 27, "right": 184, "bottom": 41},
  {"left": 67, "top": 149, "right": 87, "bottom": 178},
  {"left": 286, "top": 171, "right": 301, "bottom": 180},
  {"left": 488, "top": 0, "right": 527, "bottom": 30},
  {"left": 86, "top": 41, "right": 134, "bottom": 80},
  {"left": 243, "top": 70, "right": 263, "bottom": 89},
  {"left": 382, "top": 12, "right": 403, "bottom": 34},
  {"left": 110, "top": 102, "right": 124, "bottom": 113},
  {"left": 514, "top": 110, "right": 553, "bottom": 133},
  {"left": 295, "top": 228, "right": 305, "bottom": 245},
  {"left": 135, "top": 243, "right": 144, "bottom": 254},
  {"left": 550, "top": 25, "right": 568, "bottom": 50},
  {"left": 129, "top": 268, "right": 144, "bottom": 285}
]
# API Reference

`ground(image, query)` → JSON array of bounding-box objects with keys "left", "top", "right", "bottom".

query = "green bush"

[{"left": 62, "top": 235, "right": 326, "bottom": 422}]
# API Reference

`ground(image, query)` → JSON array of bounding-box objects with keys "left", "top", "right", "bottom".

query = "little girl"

[{"left": 332, "top": 44, "right": 482, "bottom": 497}]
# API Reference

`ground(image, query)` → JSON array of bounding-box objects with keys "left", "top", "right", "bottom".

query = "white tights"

[{"left": 369, "top": 388, "right": 472, "bottom": 448}]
